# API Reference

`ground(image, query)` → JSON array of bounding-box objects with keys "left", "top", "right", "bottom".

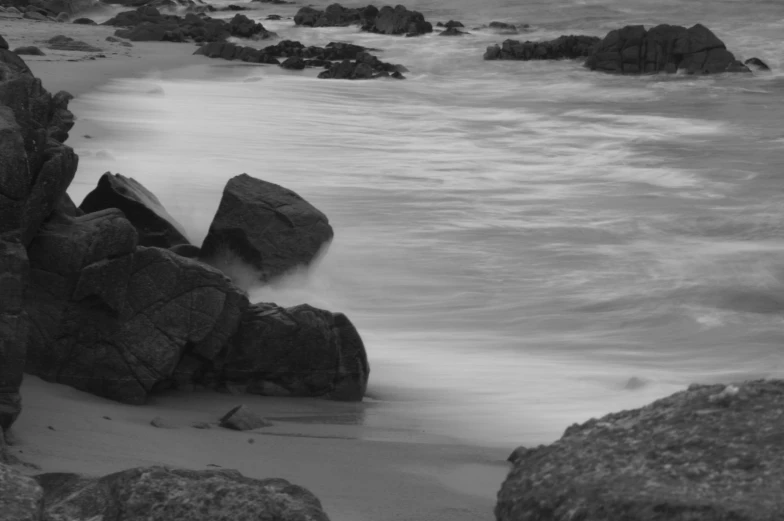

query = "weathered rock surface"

[
  {"left": 79, "top": 172, "right": 190, "bottom": 248},
  {"left": 585, "top": 23, "right": 750, "bottom": 74},
  {"left": 219, "top": 404, "right": 272, "bottom": 430},
  {"left": 106, "top": 8, "right": 275, "bottom": 43},
  {"left": 294, "top": 3, "right": 432, "bottom": 36},
  {"left": 16, "top": 465, "right": 332, "bottom": 521},
  {"left": 496, "top": 380, "right": 784, "bottom": 521},
  {"left": 484, "top": 35, "right": 599, "bottom": 61},
  {"left": 219, "top": 303, "right": 370, "bottom": 401},
  {"left": 46, "top": 35, "right": 102, "bottom": 52},
  {"left": 0, "top": 239, "right": 28, "bottom": 431},
  {"left": 200, "top": 174, "right": 333, "bottom": 283},
  {"left": 24, "top": 209, "right": 247, "bottom": 404},
  {"left": 0, "top": 463, "right": 43, "bottom": 521}
]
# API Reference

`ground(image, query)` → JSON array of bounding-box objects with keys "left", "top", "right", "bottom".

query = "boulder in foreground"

[
  {"left": 0, "top": 464, "right": 331, "bottom": 521},
  {"left": 496, "top": 380, "right": 784, "bottom": 521},
  {"left": 200, "top": 174, "right": 333, "bottom": 283},
  {"left": 79, "top": 172, "right": 191, "bottom": 248}
]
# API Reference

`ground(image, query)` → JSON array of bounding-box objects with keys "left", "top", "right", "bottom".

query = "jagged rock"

[
  {"left": 34, "top": 466, "right": 331, "bottom": 521},
  {"left": 585, "top": 23, "right": 750, "bottom": 74},
  {"left": 484, "top": 35, "right": 600, "bottom": 61},
  {"left": 219, "top": 405, "right": 271, "bottom": 430},
  {"left": 79, "top": 172, "right": 190, "bottom": 249},
  {"left": 46, "top": 35, "right": 102, "bottom": 52},
  {"left": 496, "top": 380, "right": 784, "bottom": 521},
  {"left": 745, "top": 57, "right": 770, "bottom": 71},
  {"left": 24, "top": 208, "right": 248, "bottom": 404},
  {"left": 363, "top": 5, "right": 431, "bottom": 36},
  {"left": 200, "top": 174, "right": 333, "bottom": 283},
  {"left": 0, "top": 463, "right": 43, "bottom": 521},
  {"left": 13, "top": 46, "right": 45, "bottom": 56},
  {"left": 72, "top": 17, "right": 96, "bottom": 24},
  {"left": 220, "top": 303, "right": 370, "bottom": 401}
]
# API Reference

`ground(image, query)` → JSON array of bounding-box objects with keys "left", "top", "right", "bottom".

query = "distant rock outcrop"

[
  {"left": 105, "top": 8, "right": 276, "bottom": 43},
  {"left": 496, "top": 380, "right": 784, "bottom": 521},
  {"left": 585, "top": 23, "right": 750, "bottom": 74},
  {"left": 294, "top": 3, "right": 432, "bottom": 36},
  {"left": 79, "top": 172, "right": 190, "bottom": 248},
  {"left": 484, "top": 35, "right": 599, "bottom": 61},
  {"left": 0, "top": 464, "right": 332, "bottom": 521},
  {"left": 200, "top": 174, "right": 333, "bottom": 283}
]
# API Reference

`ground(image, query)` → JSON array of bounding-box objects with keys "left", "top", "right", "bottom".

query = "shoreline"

[{"left": 0, "top": 15, "right": 510, "bottom": 521}]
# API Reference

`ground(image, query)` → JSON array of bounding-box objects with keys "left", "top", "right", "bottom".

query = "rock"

[
  {"left": 439, "top": 26, "right": 468, "bottom": 36},
  {"left": 24, "top": 209, "right": 248, "bottom": 404},
  {"left": 281, "top": 56, "right": 306, "bottom": 70},
  {"left": 496, "top": 380, "right": 784, "bottom": 521},
  {"left": 484, "top": 35, "right": 600, "bottom": 61},
  {"left": 219, "top": 405, "right": 271, "bottom": 430},
  {"left": 170, "top": 243, "right": 200, "bottom": 258},
  {"left": 13, "top": 46, "right": 45, "bottom": 56},
  {"left": 506, "top": 445, "right": 529, "bottom": 464},
  {"left": 23, "top": 10, "right": 47, "bottom": 20},
  {"left": 584, "top": 23, "right": 750, "bottom": 74},
  {"left": 444, "top": 20, "right": 463, "bottom": 28},
  {"left": 318, "top": 57, "right": 406, "bottom": 80},
  {"left": 745, "top": 57, "right": 770, "bottom": 71},
  {"left": 364, "top": 5, "right": 432, "bottom": 36},
  {"left": 72, "top": 17, "right": 96, "bottom": 24},
  {"left": 150, "top": 416, "right": 174, "bottom": 428},
  {"left": 0, "top": 35, "right": 7, "bottom": 50},
  {"left": 266, "top": 14, "right": 281, "bottom": 20},
  {"left": 0, "top": 239, "right": 28, "bottom": 431},
  {"left": 0, "top": 463, "right": 44, "bottom": 521},
  {"left": 488, "top": 21, "right": 519, "bottom": 33},
  {"left": 221, "top": 303, "right": 370, "bottom": 401},
  {"left": 200, "top": 174, "right": 333, "bottom": 283},
  {"left": 294, "top": 4, "right": 365, "bottom": 27},
  {"left": 47, "top": 35, "right": 102, "bottom": 52},
  {"left": 35, "top": 466, "right": 331, "bottom": 521},
  {"left": 56, "top": 12, "right": 69, "bottom": 22},
  {"left": 79, "top": 172, "right": 191, "bottom": 249}
]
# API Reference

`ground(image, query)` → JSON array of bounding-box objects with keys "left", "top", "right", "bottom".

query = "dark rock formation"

[
  {"left": 487, "top": 21, "right": 520, "bottom": 34},
  {"left": 200, "top": 174, "right": 333, "bottom": 283},
  {"left": 745, "top": 57, "right": 770, "bottom": 72},
  {"left": 219, "top": 404, "right": 271, "bottom": 430},
  {"left": 318, "top": 56, "right": 406, "bottom": 79},
  {"left": 13, "top": 465, "right": 331, "bottom": 520},
  {"left": 585, "top": 23, "right": 750, "bottom": 74},
  {"left": 105, "top": 8, "right": 276, "bottom": 43},
  {"left": 13, "top": 46, "right": 45, "bottom": 56},
  {"left": 79, "top": 172, "right": 190, "bottom": 248},
  {"left": 294, "top": 3, "right": 432, "bottom": 36},
  {"left": 72, "top": 17, "right": 96, "bottom": 24},
  {"left": 0, "top": 35, "right": 7, "bottom": 49},
  {"left": 439, "top": 26, "right": 468, "bottom": 36},
  {"left": 24, "top": 209, "right": 247, "bottom": 404},
  {"left": 220, "top": 303, "right": 370, "bottom": 401},
  {"left": 46, "top": 35, "right": 102, "bottom": 52},
  {"left": 484, "top": 35, "right": 600, "bottom": 61},
  {"left": 437, "top": 20, "right": 463, "bottom": 29},
  {"left": 496, "top": 380, "right": 784, "bottom": 521},
  {"left": 0, "top": 239, "right": 28, "bottom": 431}
]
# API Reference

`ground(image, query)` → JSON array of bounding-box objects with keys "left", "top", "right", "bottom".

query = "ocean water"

[{"left": 68, "top": 0, "right": 784, "bottom": 447}]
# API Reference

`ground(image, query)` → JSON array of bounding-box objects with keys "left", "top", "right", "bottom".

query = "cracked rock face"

[
  {"left": 200, "top": 174, "right": 334, "bottom": 284},
  {"left": 24, "top": 208, "right": 247, "bottom": 404},
  {"left": 496, "top": 380, "right": 784, "bottom": 521}
]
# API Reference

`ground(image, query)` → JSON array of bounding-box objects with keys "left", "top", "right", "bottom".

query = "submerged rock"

[
  {"left": 200, "top": 174, "right": 333, "bottom": 283},
  {"left": 33, "top": 466, "right": 331, "bottom": 521},
  {"left": 496, "top": 380, "right": 784, "bottom": 520},
  {"left": 79, "top": 172, "right": 190, "bottom": 248},
  {"left": 585, "top": 23, "right": 749, "bottom": 74}
]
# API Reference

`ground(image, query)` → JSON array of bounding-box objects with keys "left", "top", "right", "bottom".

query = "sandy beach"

[{"left": 1, "top": 15, "right": 510, "bottom": 521}]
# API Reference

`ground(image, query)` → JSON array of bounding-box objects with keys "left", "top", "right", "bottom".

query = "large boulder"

[
  {"left": 79, "top": 172, "right": 190, "bottom": 248},
  {"left": 293, "top": 3, "right": 370, "bottom": 27},
  {"left": 24, "top": 208, "right": 247, "bottom": 404},
  {"left": 484, "top": 35, "right": 600, "bottom": 61},
  {"left": 35, "top": 466, "right": 331, "bottom": 521},
  {"left": 364, "top": 5, "right": 432, "bottom": 36},
  {"left": 0, "top": 463, "right": 43, "bottom": 521},
  {"left": 585, "top": 23, "right": 749, "bottom": 74},
  {"left": 496, "top": 380, "right": 784, "bottom": 521},
  {"left": 200, "top": 174, "right": 333, "bottom": 284},
  {"left": 216, "top": 303, "right": 369, "bottom": 401}
]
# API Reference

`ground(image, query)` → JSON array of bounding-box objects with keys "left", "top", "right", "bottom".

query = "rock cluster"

[
  {"left": 484, "top": 35, "right": 599, "bottom": 60},
  {"left": 496, "top": 380, "right": 784, "bottom": 521},
  {"left": 485, "top": 23, "right": 754, "bottom": 75},
  {"left": 104, "top": 7, "right": 276, "bottom": 42},
  {"left": 294, "top": 3, "right": 433, "bottom": 37},
  {"left": 194, "top": 40, "right": 408, "bottom": 79},
  {"left": 1, "top": 463, "right": 332, "bottom": 521},
  {"left": 0, "top": 40, "right": 370, "bottom": 431}
]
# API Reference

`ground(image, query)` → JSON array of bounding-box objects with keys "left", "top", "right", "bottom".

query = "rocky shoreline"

[{"left": 0, "top": 0, "right": 782, "bottom": 519}]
